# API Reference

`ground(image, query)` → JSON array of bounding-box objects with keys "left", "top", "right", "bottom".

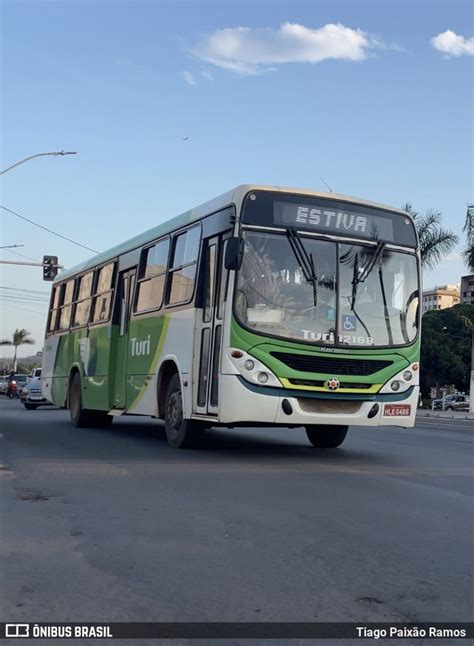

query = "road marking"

[
  {"left": 416, "top": 416, "right": 474, "bottom": 424},
  {"left": 416, "top": 422, "right": 474, "bottom": 430},
  {"left": 38, "top": 461, "right": 474, "bottom": 477}
]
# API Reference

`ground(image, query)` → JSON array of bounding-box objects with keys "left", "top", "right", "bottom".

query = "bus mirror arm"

[{"left": 225, "top": 237, "right": 244, "bottom": 271}]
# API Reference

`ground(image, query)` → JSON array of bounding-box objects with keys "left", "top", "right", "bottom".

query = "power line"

[
  {"left": 0, "top": 293, "right": 49, "bottom": 303},
  {"left": 0, "top": 285, "right": 50, "bottom": 295},
  {"left": 0, "top": 204, "right": 99, "bottom": 254},
  {"left": 1, "top": 303, "right": 48, "bottom": 316},
  {"left": 2, "top": 248, "right": 41, "bottom": 263},
  {"left": 0, "top": 293, "right": 49, "bottom": 301},
  {"left": 0, "top": 298, "right": 47, "bottom": 308},
  {"left": 0, "top": 293, "right": 48, "bottom": 302}
]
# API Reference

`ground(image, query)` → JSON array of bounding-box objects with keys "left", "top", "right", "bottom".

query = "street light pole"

[{"left": 0, "top": 151, "right": 77, "bottom": 175}]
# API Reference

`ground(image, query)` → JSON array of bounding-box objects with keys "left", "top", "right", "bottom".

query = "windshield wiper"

[
  {"left": 351, "top": 241, "right": 386, "bottom": 308},
  {"left": 287, "top": 229, "right": 318, "bottom": 306}
]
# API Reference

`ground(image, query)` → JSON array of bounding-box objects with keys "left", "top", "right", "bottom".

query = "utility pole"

[{"left": 1, "top": 151, "right": 76, "bottom": 175}]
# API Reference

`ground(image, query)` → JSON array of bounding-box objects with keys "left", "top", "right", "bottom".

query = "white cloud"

[
  {"left": 431, "top": 30, "right": 474, "bottom": 57},
  {"left": 182, "top": 70, "right": 197, "bottom": 86},
  {"left": 190, "top": 22, "right": 386, "bottom": 75}
]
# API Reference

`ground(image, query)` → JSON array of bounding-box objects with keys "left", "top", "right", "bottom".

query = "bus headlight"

[
  {"left": 227, "top": 349, "right": 281, "bottom": 388},
  {"left": 380, "top": 364, "right": 419, "bottom": 394}
]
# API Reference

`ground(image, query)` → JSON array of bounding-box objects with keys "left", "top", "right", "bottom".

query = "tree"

[
  {"left": 402, "top": 203, "right": 459, "bottom": 270},
  {"left": 462, "top": 205, "right": 474, "bottom": 273},
  {"left": 420, "top": 304, "right": 474, "bottom": 397},
  {"left": 0, "top": 329, "right": 35, "bottom": 372}
]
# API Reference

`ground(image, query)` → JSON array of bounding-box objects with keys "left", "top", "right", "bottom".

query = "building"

[
  {"left": 422, "top": 284, "right": 460, "bottom": 313},
  {"left": 460, "top": 274, "right": 474, "bottom": 305}
]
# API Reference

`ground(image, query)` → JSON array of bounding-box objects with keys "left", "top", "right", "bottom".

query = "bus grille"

[
  {"left": 298, "top": 399, "right": 362, "bottom": 414},
  {"left": 289, "top": 379, "right": 373, "bottom": 390},
  {"left": 271, "top": 352, "right": 392, "bottom": 376}
]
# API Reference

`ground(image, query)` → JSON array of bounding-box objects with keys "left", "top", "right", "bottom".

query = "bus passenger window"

[
  {"left": 167, "top": 226, "right": 201, "bottom": 306},
  {"left": 91, "top": 263, "right": 116, "bottom": 323},
  {"left": 136, "top": 238, "right": 169, "bottom": 313},
  {"left": 73, "top": 271, "right": 93, "bottom": 327},
  {"left": 48, "top": 285, "right": 61, "bottom": 333},
  {"left": 58, "top": 280, "right": 74, "bottom": 330}
]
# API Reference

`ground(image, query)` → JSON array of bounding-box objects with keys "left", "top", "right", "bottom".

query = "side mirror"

[{"left": 224, "top": 237, "right": 244, "bottom": 271}]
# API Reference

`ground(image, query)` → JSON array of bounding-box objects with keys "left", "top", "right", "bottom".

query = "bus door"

[
  {"left": 112, "top": 267, "right": 136, "bottom": 409},
  {"left": 194, "top": 235, "right": 229, "bottom": 416}
]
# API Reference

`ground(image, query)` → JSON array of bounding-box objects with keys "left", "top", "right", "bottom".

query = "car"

[
  {"left": 20, "top": 377, "right": 52, "bottom": 410},
  {"left": 0, "top": 376, "right": 7, "bottom": 395},
  {"left": 14, "top": 374, "right": 28, "bottom": 394},
  {"left": 444, "top": 394, "right": 470, "bottom": 412},
  {"left": 432, "top": 393, "right": 458, "bottom": 410},
  {"left": 28, "top": 367, "right": 42, "bottom": 384},
  {"left": 431, "top": 393, "right": 457, "bottom": 410}
]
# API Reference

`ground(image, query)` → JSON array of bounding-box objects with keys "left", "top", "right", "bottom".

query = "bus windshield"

[{"left": 235, "top": 230, "right": 419, "bottom": 347}]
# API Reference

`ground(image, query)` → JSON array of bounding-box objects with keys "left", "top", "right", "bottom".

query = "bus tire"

[
  {"left": 69, "top": 372, "right": 97, "bottom": 428},
  {"left": 305, "top": 425, "right": 348, "bottom": 448},
  {"left": 164, "top": 373, "right": 204, "bottom": 448},
  {"left": 24, "top": 403, "right": 38, "bottom": 410}
]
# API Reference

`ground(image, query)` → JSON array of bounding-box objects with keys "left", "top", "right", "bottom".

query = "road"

[{"left": 0, "top": 397, "right": 472, "bottom": 643}]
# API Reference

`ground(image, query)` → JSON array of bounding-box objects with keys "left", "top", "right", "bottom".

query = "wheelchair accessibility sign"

[{"left": 342, "top": 315, "right": 357, "bottom": 331}]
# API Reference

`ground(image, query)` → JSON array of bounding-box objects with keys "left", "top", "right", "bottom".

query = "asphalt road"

[{"left": 0, "top": 397, "right": 473, "bottom": 644}]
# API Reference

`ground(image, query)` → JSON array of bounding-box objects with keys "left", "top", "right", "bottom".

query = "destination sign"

[
  {"left": 274, "top": 201, "right": 394, "bottom": 241},
  {"left": 241, "top": 191, "right": 418, "bottom": 248}
]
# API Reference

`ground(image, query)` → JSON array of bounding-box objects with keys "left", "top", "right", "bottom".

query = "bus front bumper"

[{"left": 219, "top": 375, "right": 418, "bottom": 428}]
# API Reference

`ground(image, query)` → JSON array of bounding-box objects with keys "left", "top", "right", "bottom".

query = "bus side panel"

[
  {"left": 51, "top": 332, "right": 80, "bottom": 406},
  {"left": 127, "top": 310, "right": 194, "bottom": 417},
  {"left": 42, "top": 334, "right": 67, "bottom": 406},
  {"left": 126, "top": 313, "right": 169, "bottom": 412},
  {"left": 81, "top": 324, "right": 114, "bottom": 411}
]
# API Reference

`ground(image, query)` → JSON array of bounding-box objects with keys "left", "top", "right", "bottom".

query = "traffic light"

[{"left": 43, "top": 255, "right": 58, "bottom": 281}]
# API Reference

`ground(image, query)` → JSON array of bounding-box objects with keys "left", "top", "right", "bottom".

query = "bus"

[{"left": 42, "top": 185, "right": 421, "bottom": 449}]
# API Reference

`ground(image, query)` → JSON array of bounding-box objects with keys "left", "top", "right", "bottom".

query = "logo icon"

[
  {"left": 342, "top": 315, "right": 357, "bottom": 331},
  {"left": 6, "top": 624, "right": 29, "bottom": 638},
  {"left": 326, "top": 377, "right": 340, "bottom": 391}
]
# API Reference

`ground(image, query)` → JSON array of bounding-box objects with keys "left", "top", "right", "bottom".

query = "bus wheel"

[
  {"left": 164, "top": 373, "right": 204, "bottom": 448},
  {"left": 69, "top": 373, "right": 97, "bottom": 428},
  {"left": 305, "top": 425, "right": 348, "bottom": 448}
]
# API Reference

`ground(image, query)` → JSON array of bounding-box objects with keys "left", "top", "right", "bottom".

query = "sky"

[{"left": 1, "top": 0, "right": 473, "bottom": 357}]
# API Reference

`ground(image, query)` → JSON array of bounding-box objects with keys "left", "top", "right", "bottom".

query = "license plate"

[
  {"left": 30, "top": 396, "right": 43, "bottom": 401},
  {"left": 384, "top": 404, "right": 411, "bottom": 417}
]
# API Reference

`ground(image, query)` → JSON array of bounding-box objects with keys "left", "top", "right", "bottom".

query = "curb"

[{"left": 416, "top": 411, "right": 474, "bottom": 421}]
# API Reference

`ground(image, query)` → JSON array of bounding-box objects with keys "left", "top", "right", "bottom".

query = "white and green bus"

[{"left": 43, "top": 185, "right": 421, "bottom": 448}]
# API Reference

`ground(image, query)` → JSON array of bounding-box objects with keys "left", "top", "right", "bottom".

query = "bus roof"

[{"left": 55, "top": 184, "right": 410, "bottom": 283}]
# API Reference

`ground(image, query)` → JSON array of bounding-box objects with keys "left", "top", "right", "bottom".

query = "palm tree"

[
  {"left": 0, "top": 328, "right": 35, "bottom": 372},
  {"left": 462, "top": 205, "right": 474, "bottom": 273},
  {"left": 402, "top": 203, "right": 459, "bottom": 270}
]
